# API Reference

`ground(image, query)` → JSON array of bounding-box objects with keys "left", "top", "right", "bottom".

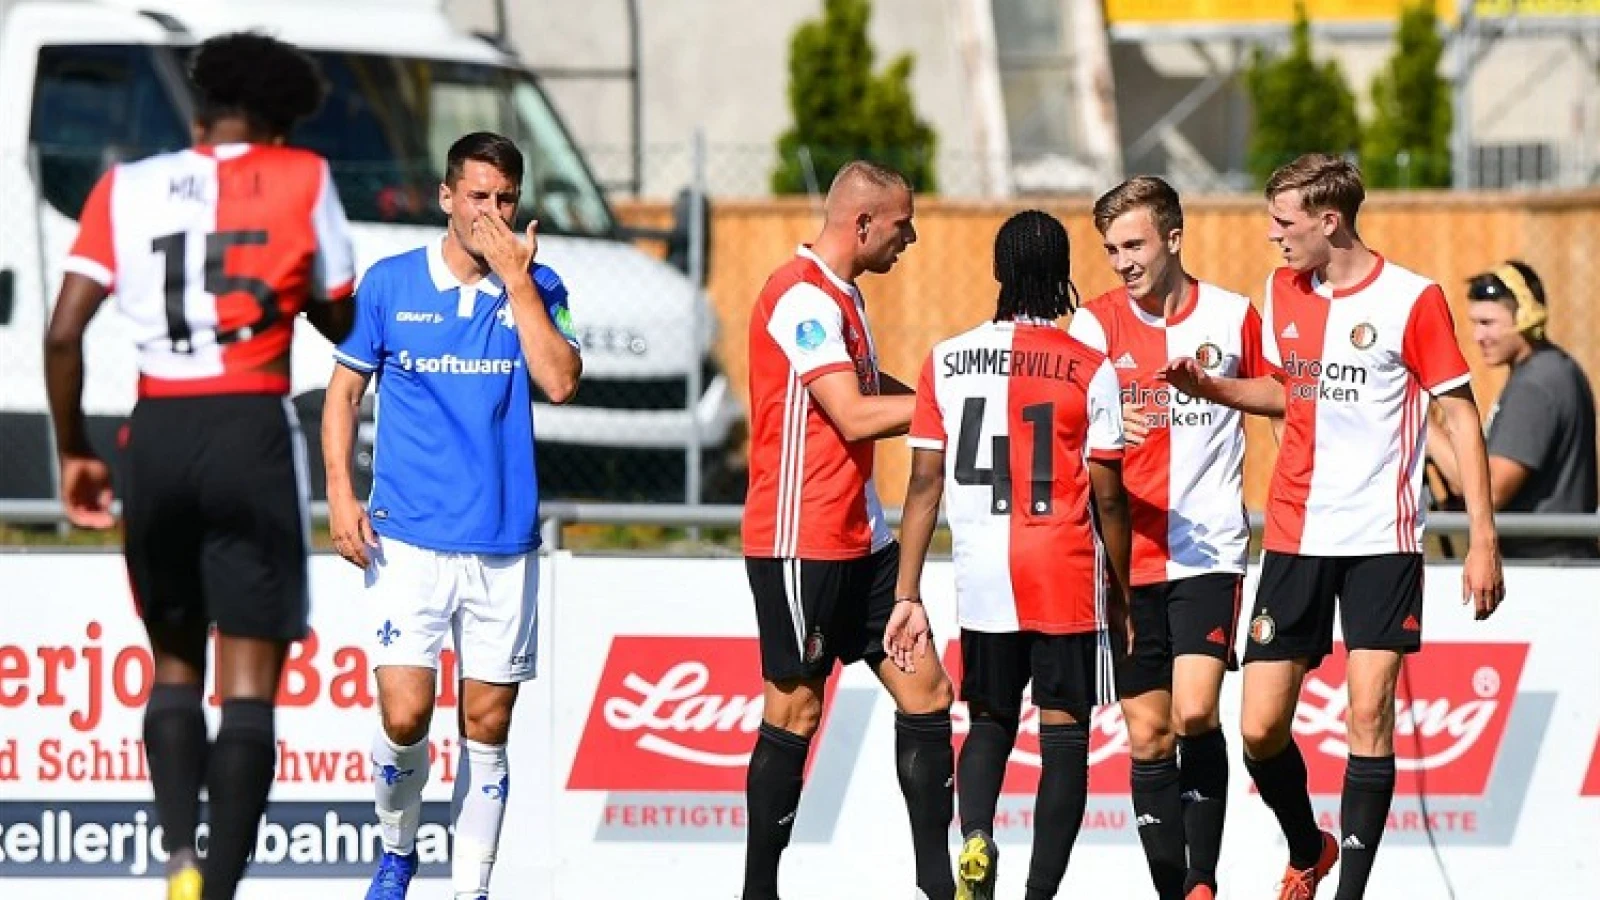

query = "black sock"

[
  {"left": 1178, "top": 729, "right": 1229, "bottom": 892},
  {"left": 143, "top": 683, "right": 208, "bottom": 869},
  {"left": 1023, "top": 721, "right": 1089, "bottom": 900},
  {"left": 895, "top": 711, "right": 956, "bottom": 900},
  {"left": 1244, "top": 740, "right": 1324, "bottom": 869},
  {"left": 957, "top": 710, "right": 1018, "bottom": 836},
  {"left": 1131, "top": 756, "right": 1187, "bottom": 899},
  {"left": 1333, "top": 754, "right": 1395, "bottom": 900},
  {"left": 742, "top": 722, "right": 810, "bottom": 900},
  {"left": 201, "top": 700, "right": 276, "bottom": 900}
]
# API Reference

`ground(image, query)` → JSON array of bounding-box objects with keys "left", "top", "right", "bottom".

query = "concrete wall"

[{"left": 446, "top": 0, "right": 984, "bottom": 198}]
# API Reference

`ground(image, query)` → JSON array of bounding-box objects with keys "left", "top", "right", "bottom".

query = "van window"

[
  {"left": 28, "top": 45, "right": 616, "bottom": 240},
  {"left": 29, "top": 45, "right": 189, "bottom": 217},
  {"left": 298, "top": 52, "right": 616, "bottom": 238}
]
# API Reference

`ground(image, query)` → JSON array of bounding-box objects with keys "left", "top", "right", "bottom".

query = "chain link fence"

[
  {"left": 0, "top": 141, "right": 742, "bottom": 512},
  {"left": 6, "top": 136, "right": 1600, "bottom": 518}
]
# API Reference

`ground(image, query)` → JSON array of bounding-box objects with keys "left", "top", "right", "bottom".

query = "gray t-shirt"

[{"left": 1485, "top": 343, "right": 1599, "bottom": 558}]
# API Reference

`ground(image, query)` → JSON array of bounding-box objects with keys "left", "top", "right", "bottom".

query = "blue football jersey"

[{"left": 334, "top": 236, "right": 577, "bottom": 554}]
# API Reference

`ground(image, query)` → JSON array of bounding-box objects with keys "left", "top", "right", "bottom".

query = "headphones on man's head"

[{"left": 1469, "top": 262, "right": 1547, "bottom": 342}]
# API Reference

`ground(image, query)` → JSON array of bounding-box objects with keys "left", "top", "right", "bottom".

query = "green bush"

[
  {"left": 1244, "top": 2, "right": 1362, "bottom": 188},
  {"left": 772, "top": 0, "right": 937, "bottom": 194},
  {"left": 1362, "top": 2, "right": 1452, "bottom": 188}
]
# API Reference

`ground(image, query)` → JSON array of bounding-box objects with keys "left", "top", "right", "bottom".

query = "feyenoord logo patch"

[
  {"left": 803, "top": 631, "right": 826, "bottom": 663},
  {"left": 1350, "top": 322, "right": 1378, "bottom": 349},
  {"left": 1249, "top": 612, "right": 1277, "bottom": 645},
  {"left": 1195, "top": 341, "right": 1223, "bottom": 370}
]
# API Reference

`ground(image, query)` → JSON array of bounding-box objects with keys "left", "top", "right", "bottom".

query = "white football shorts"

[{"left": 364, "top": 535, "right": 539, "bottom": 683}]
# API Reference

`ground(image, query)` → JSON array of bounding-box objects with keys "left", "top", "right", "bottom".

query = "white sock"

[
  {"left": 451, "top": 739, "right": 510, "bottom": 897},
  {"left": 372, "top": 730, "right": 431, "bottom": 855}
]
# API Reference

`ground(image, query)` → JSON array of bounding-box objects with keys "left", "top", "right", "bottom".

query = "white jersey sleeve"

[
  {"left": 1067, "top": 306, "right": 1109, "bottom": 354},
  {"left": 766, "top": 282, "right": 853, "bottom": 381},
  {"left": 1086, "top": 357, "right": 1124, "bottom": 458},
  {"left": 310, "top": 160, "right": 357, "bottom": 302}
]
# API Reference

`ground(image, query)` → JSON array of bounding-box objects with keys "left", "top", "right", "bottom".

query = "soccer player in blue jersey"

[{"left": 321, "top": 131, "right": 581, "bottom": 900}]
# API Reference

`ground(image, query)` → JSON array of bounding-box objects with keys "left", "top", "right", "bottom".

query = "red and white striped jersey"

[
  {"left": 743, "top": 246, "right": 893, "bottom": 560},
  {"left": 908, "top": 319, "right": 1123, "bottom": 634},
  {"left": 1261, "top": 257, "right": 1470, "bottom": 556},
  {"left": 66, "top": 143, "right": 356, "bottom": 399},
  {"left": 1069, "top": 281, "right": 1268, "bottom": 586}
]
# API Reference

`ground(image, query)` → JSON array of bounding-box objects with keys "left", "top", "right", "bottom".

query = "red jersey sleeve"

[
  {"left": 1239, "top": 302, "right": 1271, "bottom": 378},
  {"left": 1402, "top": 284, "right": 1471, "bottom": 395},
  {"left": 906, "top": 351, "right": 945, "bottom": 451},
  {"left": 64, "top": 168, "right": 116, "bottom": 288}
]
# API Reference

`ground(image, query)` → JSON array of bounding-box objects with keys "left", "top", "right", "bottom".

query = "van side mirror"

[
  {"left": 666, "top": 187, "right": 711, "bottom": 286},
  {"left": 0, "top": 270, "right": 14, "bottom": 326}
]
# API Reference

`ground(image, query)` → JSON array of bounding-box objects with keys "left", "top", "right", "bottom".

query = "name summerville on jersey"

[{"left": 942, "top": 346, "right": 1086, "bottom": 384}]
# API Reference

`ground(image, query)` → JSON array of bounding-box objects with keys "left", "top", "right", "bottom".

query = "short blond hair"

[
  {"left": 1093, "top": 176, "right": 1183, "bottom": 237},
  {"left": 1265, "top": 153, "right": 1365, "bottom": 230}
]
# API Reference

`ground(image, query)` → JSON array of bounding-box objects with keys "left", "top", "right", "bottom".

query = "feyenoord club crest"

[
  {"left": 1249, "top": 612, "right": 1277, "bottom": 645},
  {"left": 1195, "top": 342, "right": 1223, "bottom": 371},
  {"left": 803, "top": 631, "right": 826, "bottom": 663},
  {"left": 1350, "top": 322, "right": 1378, "bottom": 349}
]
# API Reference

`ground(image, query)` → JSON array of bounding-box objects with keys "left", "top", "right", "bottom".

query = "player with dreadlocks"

[
  {"left": 45, "top": 32, "right": 354, "bottom": 900},
  {"left": 891, "top": 210, "right": 1133, "bottom": 900}
]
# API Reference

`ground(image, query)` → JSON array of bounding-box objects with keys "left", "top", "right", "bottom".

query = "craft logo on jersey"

[
  {"left": 395, "top": 311, "right": 444, "bottom": 324},
  {"left": 1295, "top": 642, "right": 1527, "bottom": 795},
  {"left": 568, "top": 636, "right": 838, "bottom": 792},
  {"left": 795, "top": 319, "right": 827, "bottom": 351},
  {"left": 1350, "top": 321, "right": 1378, "bottom": 350},
  {"left": 1194, "top": 342, "right": 1223, "bottom": 371}
]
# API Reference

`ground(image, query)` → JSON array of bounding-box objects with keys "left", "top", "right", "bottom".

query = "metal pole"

[
  {"left": 1451, "top": 0, "right": 1476, "bottom": 190},
  {"left": 493, "top": 0, "right": 508, "bottom": 41},
  {"left": 684, "top": 128, "right": 707, "bottom": 525},
  {"left": 627, "top": 0, "right": 643, "bottom": 196}
]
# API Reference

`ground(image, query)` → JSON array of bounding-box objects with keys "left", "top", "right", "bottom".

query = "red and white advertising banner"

[{"left": 0, "top": 554, "right": 1596, "bottom": 899}]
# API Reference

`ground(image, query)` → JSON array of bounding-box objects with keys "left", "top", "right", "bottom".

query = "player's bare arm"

[
  {"left": 1434, "top": 384, "right": 1505, "bottom": 618},
  {"left": 807, "top": 369, "right": 916, "bottom": 441},
  {"left": 1161, "top": 357, "right": 1286, "bottom": 417},
  {"left": 323, "top": 363, "right": 378, "bottom": 569},
  {"left": 303, "top": 298, "right": 356, "bottom": 345},
  {"left": 474, "top": 213, "right": 583, "bottom": 404},
  {"left": 1427, "top": 404, "right": 1531, "bottom": 509},
  {"left": 879, "top": 372, "right": 915, "bottom": 396},
  {"left": 1088, "top": 457, "right": 1133, "bottom": 643},
  {"left": 43, "top": 272, "right": 114, "bottom": 529},
  {"left": 888, "top": 448, "right": 944, "bottom": 673}
]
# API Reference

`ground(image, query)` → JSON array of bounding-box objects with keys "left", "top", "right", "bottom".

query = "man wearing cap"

[{"left": 1430, "top": 260, "right": 1598, "bottom": 559}]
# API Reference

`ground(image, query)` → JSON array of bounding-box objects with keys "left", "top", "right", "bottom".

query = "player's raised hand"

[
  {"left": 59, "top": 452, "right": 114, "bottom": 529},
  {"left": 328, "top": 492, "right": 379, "bottom": 569},
  {"left": 473, "top": 213, "right": 538, "bottom": 283},
  {"left": 1462, "top": 540, "right": 1505, "bottom": 620},
  {"left": 1121, "top": 401, "right": 1149, "bottom": 447},
  {"left": 884, "top": 598, "right": 932, "bottom": 674},
  {"left": 1157, "top": 356, "right": 1210, "bottom": 399}
]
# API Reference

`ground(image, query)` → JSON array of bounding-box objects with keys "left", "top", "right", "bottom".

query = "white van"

[{"left": 0, "top": 0, "right": 742, "bottom": 507}]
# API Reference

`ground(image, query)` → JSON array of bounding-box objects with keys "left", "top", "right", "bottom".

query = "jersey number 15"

[{"left": 151, "top": 229, "right": 279, "bottom": 354}]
